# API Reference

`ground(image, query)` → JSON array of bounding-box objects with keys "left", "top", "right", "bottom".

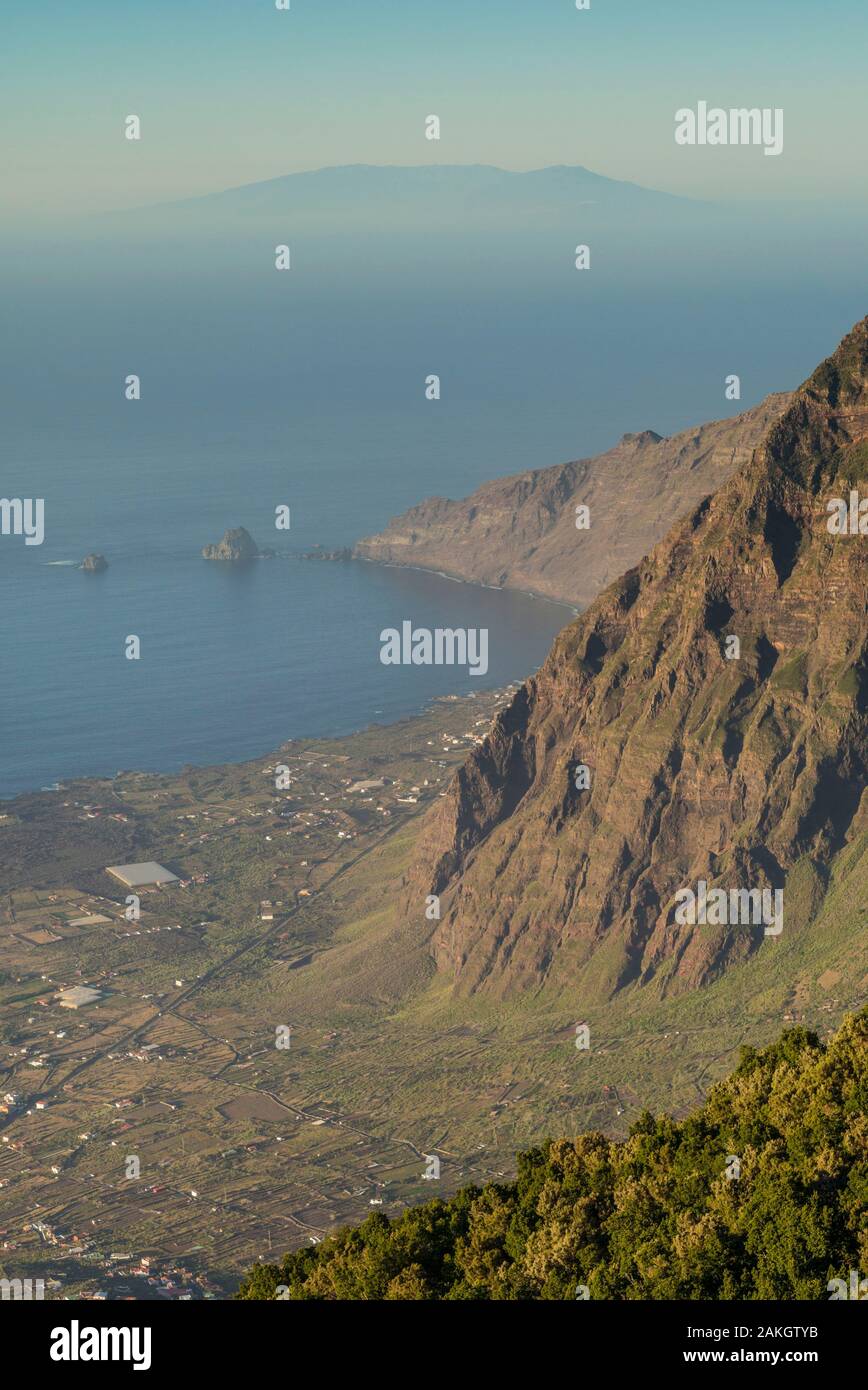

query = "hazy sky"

[{"left": 2, "top": 0, "right": 865, "bottom": 216}]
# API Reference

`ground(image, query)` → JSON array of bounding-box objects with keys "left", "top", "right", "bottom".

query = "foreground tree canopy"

[{"left": 238, "top": 1010, "right": 867, "bottom": 1300}]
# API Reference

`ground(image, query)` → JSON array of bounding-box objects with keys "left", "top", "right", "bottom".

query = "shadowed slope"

[{"left": 408, "top": 318, "right": 868, "bottom": 1001}]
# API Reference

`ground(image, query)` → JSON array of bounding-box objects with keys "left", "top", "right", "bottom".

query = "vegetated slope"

[
  {"left": 237, "top": 1008, "right": 867, "bottom": 1300},
  {"left": 407, "top": 317, "right": 868, "bottom": 1001},
  {"left": 355, "top": 394, "right": 791, "bottom": 607}
]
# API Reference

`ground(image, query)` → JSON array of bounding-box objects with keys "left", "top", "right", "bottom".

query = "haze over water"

[{"left": 2, "top": 165, "right": 866, "bottom": 798}]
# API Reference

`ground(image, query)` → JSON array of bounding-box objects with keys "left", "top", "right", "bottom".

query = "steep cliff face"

[
  {"left": 355, "top": 395, "right": 791, "bottom": 608},
  {"left": 409, "top": 320, "right": 868, "bottom": 1001}
]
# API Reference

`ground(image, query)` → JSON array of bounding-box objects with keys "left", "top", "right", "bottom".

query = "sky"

[{"left": 2, "top": 0, "right": 866, "bottom": 217}]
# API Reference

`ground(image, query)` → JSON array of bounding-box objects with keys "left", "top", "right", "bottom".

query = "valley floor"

[{"left": 1, "top": 690, "right": 864, "bottom": 1298}]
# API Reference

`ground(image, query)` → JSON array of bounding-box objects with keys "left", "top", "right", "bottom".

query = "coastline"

[
  {"left": 0, "top": 681, "right": 522, "bottom": 1289},
  {"left": 349, "top": 550, "right": 581, "bottom": 614},
  {"left": 3, "top": 550, "right": 571, "bottom": 803},
  {"left": 0, "top": 681, "right": 520, "bottom": 817}
]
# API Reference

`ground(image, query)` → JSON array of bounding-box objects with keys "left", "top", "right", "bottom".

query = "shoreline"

[
  {"left": 3, "top": 553, "right": 573, "bottom": 806},
  {"left": 350, "top": 550, "right": 582, "bottom": 614},
  {"left": 0, "top": 681, "right": 521, "bottom": 812},
  {"left": 0, "top": 679, "right": 520, "bottom": 1287},
  {"left": 4, "top": 552, "right": 570, "bottom": 804}
]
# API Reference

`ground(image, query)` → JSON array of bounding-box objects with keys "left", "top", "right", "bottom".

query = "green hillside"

[{"left": 237, "top": 1007, "right": 867, "bottom": 1300}]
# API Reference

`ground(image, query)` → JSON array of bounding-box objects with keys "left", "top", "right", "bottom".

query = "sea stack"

[
  {"left": 202, "top": 527, "right": 259, "bottom": 562},
  {"left": 80, "top": 553, "right": 108, "bottom": 573}
]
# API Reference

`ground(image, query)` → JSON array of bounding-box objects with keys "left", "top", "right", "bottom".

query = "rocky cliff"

[
  {"left": 408, "top": 319, "right": 868, "bottom": 1001},
  {"left": 355, "top": 395, "right": 791, "bottom": 608},
  {"left": 80, "top": 553, "right": 108, "bottom": 573},
  {"left": 202, "top": 527, "right": 259, "bottom": 562}
]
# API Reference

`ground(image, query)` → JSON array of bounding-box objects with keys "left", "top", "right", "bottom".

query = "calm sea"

[
  {"left": 0, "top": 400, "right": 578, "bottom": 799},
  {"left": 2, "top": 192, "right": 862, "bottom": 798}
]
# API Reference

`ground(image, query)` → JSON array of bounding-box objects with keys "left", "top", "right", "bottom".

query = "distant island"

[
  {"left": 202, "top": 527, "right": 270, "bottom": 562},
  {"left": 80, "top": 553, "right": 108, "bottom": 573}
]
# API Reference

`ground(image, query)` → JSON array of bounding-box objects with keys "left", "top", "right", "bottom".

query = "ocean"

[
  {"left": 2, "top": 176, "right": 865, "bottom": 798},
  {"left": 0, "top": 399, "right": 578, "bottom": 799}
]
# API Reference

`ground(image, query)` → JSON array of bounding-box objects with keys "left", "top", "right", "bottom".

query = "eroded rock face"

[
  {"left": 355, "top": 394, "right": 792, "bottom": 608},
  {"left": 408, "top": 319, "right": 868, "bottom": 1002},
  {"left": 80, "top": 553, "right": 108, "bottom": 572},
  {"left": 202, "top": 527, "right": 259, "bottom": 562}
]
